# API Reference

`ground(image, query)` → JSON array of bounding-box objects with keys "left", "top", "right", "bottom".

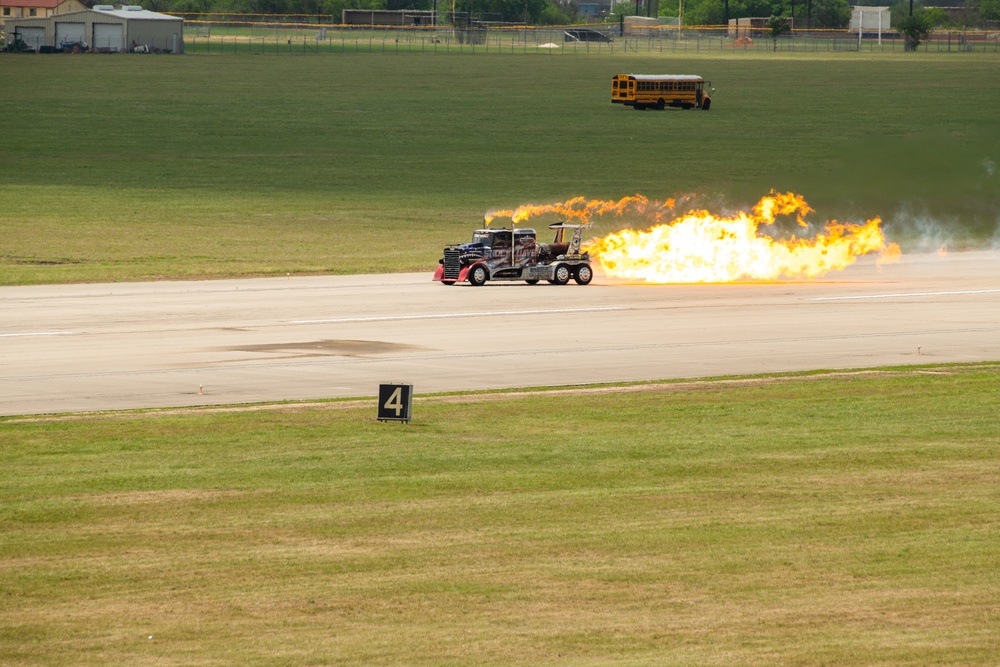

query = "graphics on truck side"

[{"left": 432, "top": 222, "right": 594, "bottom": 287}]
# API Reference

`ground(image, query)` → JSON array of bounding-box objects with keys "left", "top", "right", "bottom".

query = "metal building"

[
  {"left": 341, "top": 10, "right": 437, "bottom": 26},
  {"left": 4, "top": 5, "right": 183, "bottom": 53}
]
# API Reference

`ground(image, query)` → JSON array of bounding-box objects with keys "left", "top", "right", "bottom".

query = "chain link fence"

[{"left": 179, "top": 21, "right": 1000, "bottom": 55}]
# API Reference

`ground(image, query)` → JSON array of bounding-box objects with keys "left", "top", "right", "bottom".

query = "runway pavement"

[{"left": 2, "top": 250, "right": 998, "bottom": 416}]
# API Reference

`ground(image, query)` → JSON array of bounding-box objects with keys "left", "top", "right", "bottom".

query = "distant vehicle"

[
  {"left": 612, "top": 74, "right": 713, "bottom": 110},
  {"left": 564, "top": 28, "right": 613, "bottom": 43},
  {"left": 433, "top": 223, "right": 593, "bottom": 286},
  {"left": 4, "top": 32, "right": 34, "bottom": 53},
  {"left": 59, "top": 40, "right": 88, "bottom": 53}
]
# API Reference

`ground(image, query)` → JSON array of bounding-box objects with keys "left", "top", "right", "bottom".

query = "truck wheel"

[
  {"left": 574, "top": 264, "right": 593, "bottom": 285},
  {"left": 550, "top": 264, "right": 571, "bottom": 285},
  {"left": 468, "top": 264, "right": 488, "bottom": 286}
]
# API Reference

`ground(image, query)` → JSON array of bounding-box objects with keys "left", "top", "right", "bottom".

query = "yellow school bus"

[{"left": 612, "top": 74, "right": 713, "bottom": 111}]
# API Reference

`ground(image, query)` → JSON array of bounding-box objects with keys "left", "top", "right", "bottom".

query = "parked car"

[{"left": 564, "top": 28, "right": 613, "bottom": 43}]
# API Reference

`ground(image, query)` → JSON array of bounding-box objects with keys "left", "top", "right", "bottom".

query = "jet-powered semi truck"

[{"left": 433, "top": 223, "right": 593, "bottom": 286}]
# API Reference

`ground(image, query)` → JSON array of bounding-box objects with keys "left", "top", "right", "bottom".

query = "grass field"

[
  {"left": 2, "top": 365, "right": 999, "bottom": 665},
  {"left": 3, "top": 50, "right": 999, "bottom": 665},
  {"left": 2, "top": 51, "right": 999, "bottom": 284}
]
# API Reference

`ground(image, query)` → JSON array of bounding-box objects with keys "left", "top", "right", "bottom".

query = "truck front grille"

[{"left": 443, "top": 249, "right": 462, "bottom": 280}]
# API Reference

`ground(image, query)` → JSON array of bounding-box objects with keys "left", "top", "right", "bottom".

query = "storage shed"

[
  {"left": 341, "top": 9, "right": 436, "bottom": 26},
  {"left": 4, "top": 5, "right": 183, "bottom": 53}
]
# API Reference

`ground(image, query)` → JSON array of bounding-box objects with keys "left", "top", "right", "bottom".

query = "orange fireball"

[
  {"left": 484, "top": 192, "right": 899, "bottom": 283},
  {"left": 586, "top": 192, "right": 899, "bottom": 283}
]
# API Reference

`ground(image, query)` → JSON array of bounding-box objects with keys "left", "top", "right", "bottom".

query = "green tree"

[
  {"left": 610, "top": 0, "right": 638, "bottom": 21},
  {"left": 386, "top": 0, "right": 432, "bottom": 9},
  {"left": 922, "top": 6, "right": 949, "bottom": 27},
  {"left": 453, "top": 0, "right": 548, "bottom": 22},
  {"left": 766, "top": 13, "right": 790, "bottom": 49},
  {"left": 169, "top": 0, "right": 211, "bottom": 13},
  {"left": 538, "top": 1, "right": 573, "bottom": 23},
  {"left": 982, "top": 0, "right": 1000, "bottom": 21},
  {"left": 811, "top": 0, "right": 849, "bottom": 27},
  {"left": 319, "top": 0, "right": 385, "bottom": 23},
  {"left": 743, "top": 0, "right": 777, "bottom": 16},
  {"left": 888, "top": 0, "right": 921, "bottom": 28},
  {"left": 897, "top": 12, "right": 931, "bottom": 50},
  {"left": 684, "top": 0, "right": 726, "bottom": 24},
  {"left": 657, "top": 0, "right": 678, "bottom": 17}
]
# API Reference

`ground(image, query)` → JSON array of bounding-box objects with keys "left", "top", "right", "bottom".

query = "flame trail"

[
  {"left": 486, "top": 192, "right": 901, "bottom": 283},
  {"left": 485, "top": 195, "right": 668, "bottom": 227}
]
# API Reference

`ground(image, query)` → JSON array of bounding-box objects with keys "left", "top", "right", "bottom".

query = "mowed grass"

[
  {"left": 1, "top": 51, "right": 999, "bottom": 284},
  {"left": 2, "top": 365, "right": 999, "bottom": 665}
]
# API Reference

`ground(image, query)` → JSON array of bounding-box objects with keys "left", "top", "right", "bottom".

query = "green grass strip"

[{"left": 2, "top": 364, "right": 998, "bottom": 665}]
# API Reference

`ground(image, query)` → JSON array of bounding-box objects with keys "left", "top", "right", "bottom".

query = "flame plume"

[
  {"left": 485, "top": 195, "right": 666, "bottom": 227},
  {"left": 486, "top": 192, "right": 900, "bottom": 283}
]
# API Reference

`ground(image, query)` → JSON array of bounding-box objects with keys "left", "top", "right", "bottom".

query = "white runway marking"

[
  {"left": 809, "top": 289, "right": 1000, "bottom": 301},
  {"left": 291, "top": 307, "right": 626, "bottom": 325},
  {"left": 0, "top": 331, "right": 77, "bottom": 338}
]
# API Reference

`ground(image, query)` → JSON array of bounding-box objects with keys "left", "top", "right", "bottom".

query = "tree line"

[{"left": 147, "top": 0, "right": 1000, "bottom": 29}]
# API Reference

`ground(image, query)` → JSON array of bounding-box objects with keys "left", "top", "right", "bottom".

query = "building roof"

[
  {"left": 0, "top": 0, "right": 72, "bottom": 8},
  {"left": 34, "top": 5, "right": 184, "bottom": 20},
  {"left": 91, "top": 6, "right": 182, "bottom": 20}
]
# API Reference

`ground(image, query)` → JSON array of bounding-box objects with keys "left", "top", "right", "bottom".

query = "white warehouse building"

[{"left": 5, "top": 5, "right": 183, "bottom": 53}]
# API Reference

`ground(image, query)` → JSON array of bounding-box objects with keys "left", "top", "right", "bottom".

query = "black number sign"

[{"left": 377, "top": 384, "right": 413, "bottom": 423}]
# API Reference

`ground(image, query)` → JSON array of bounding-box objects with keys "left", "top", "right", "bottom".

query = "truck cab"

[{"left": 434, "top": 223, "right": 593, "bottom": 287}]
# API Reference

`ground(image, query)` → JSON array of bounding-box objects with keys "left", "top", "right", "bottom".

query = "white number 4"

[{"left": 383, "top": 387, "right": 404, "bottom": 417}]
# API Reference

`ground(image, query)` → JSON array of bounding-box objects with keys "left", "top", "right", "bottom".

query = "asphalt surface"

[{"left": 2, "top": 250, "right": 998, "bottom": 416}]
